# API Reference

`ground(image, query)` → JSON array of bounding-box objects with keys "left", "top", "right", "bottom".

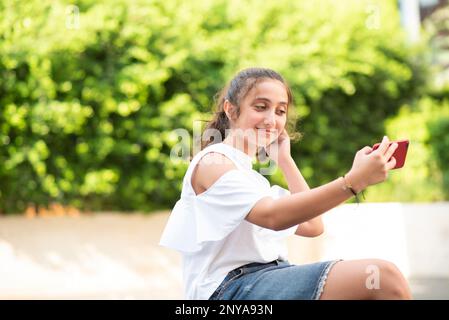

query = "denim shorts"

[{"left": 209, "top": 259, "right": 342, "bottom": 300}]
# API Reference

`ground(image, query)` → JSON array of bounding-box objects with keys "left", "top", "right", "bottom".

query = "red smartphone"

[{"left": 372, "top": 139, "right": 409, "bottom": 169}]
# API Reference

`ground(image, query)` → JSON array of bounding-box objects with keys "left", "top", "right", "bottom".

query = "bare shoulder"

[{"left": 191, "top": 152, "right": 237, "bottom": 195}]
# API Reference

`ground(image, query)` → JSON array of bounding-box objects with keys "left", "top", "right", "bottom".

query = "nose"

[{"left": 264, "top": 111, "right": 276, "bottom": 127}]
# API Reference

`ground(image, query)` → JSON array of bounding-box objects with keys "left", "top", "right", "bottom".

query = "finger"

[
  {"left": 281, "top": 129, "right": 289, "bottom": 139},
  {"left": 376, "top": 136, "right": 390, "bottom": 155},
  {"left": 386, "top": 156, "right": 397, "bottom": 170},
  {"left": 360, "top": 146, "right": 373, "bottom": 155},
  {"left": 279, "top": 129, "right": 287, "bottom": 138},
  {"left": 384, "top": 142, "right": 398, "bottom": 161}
]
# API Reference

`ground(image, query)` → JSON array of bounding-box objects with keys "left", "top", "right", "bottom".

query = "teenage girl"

[{"left": 160, "top": 67, "right": 412, "bottom": 300}]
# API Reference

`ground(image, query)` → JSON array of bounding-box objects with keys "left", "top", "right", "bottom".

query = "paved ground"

[
  {"left": 0, "top": 212, "right": 448, "bottom": 300},
  {"left": 0, "top": 212, "right": 183, "bottom": 299},
  {"left": 408, "top": 278, "right": 449, "bottom": 300}
]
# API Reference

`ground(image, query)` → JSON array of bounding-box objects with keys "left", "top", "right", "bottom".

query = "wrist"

[
  {"left": 277, "top": 155, "right": 295, "bottom": 169},
  {"left": 344, "top": 170, "right": 367, "bottom": 194}
]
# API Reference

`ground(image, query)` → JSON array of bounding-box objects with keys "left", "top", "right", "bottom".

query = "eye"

[
  {"left": 277, "top": 109, "right": 287, "bottom": 115},
  {"left": 255, "top": 105, "right": 267, "bottom": 110}
]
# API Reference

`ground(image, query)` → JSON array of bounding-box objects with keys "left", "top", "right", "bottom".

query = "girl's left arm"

[{"left": 278, "top": 156, "right": 324, "bottom": 237}]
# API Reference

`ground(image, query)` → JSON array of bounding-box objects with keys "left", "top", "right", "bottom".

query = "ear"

[{"left": 223, "top": 99, "right": 235, "bottom": 121}]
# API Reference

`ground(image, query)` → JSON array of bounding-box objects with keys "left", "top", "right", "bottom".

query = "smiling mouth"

[{"left": 256, "top": 128, "right": 276, "bottom": 133}]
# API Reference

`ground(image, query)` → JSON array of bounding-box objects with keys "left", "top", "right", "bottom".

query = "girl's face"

[{"left": 226, "top": 79, "right": 288, "bottom": 148}]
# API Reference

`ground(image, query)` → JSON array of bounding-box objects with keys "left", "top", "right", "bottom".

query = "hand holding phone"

[{"left": 372, "top": 139, "right": 409, "bottom": 170}]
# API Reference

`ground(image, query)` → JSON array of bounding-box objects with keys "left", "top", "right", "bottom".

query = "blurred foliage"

[
  {"left": 423, "top": 3, "right": 449, "bottom": 87},
  {"left": 364, "top": 4, "right": 449, "bottom": 202},
  {"left": 0, "top": 0, "right": 445, "bottom": 213},
  {"left": 428, "top": 115, "right": 449, "bottom": 199},
  {"left": 426, "top": 85, "right": 449, "bottom": 200},
  {"left": 366, "top": 96, "right": 449, "bottom": 202}
]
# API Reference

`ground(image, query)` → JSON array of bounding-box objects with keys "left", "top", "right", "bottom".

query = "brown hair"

[{"left": 201, "top": 67, "right": 302, "bottom": 149}]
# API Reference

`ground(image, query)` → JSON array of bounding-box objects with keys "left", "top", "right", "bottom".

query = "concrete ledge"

[
  {"left": 317, "top": 202, "right": 449, "bottom": 279},
  {"left": 0, "top": 203, "right": 448, "bottom": 299}
]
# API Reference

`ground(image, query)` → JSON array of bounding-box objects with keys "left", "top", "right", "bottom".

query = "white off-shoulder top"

[{"left": 159, "top": 142, "right": 298, "bottom": 300}]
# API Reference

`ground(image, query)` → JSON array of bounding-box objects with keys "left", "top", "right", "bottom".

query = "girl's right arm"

[{"left": 246, "top": 136, "right": 399, "bottom": 231}]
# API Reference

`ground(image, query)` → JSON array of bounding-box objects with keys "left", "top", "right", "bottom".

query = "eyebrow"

[{"left": 253, "top": 97, "right": 288, "bottom": 106}]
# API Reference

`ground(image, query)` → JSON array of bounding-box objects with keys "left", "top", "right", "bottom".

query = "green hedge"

[
  {"left": 365, "top": 96, "right": 449, "bottom": 202},
  {"left": 427, "top": 101, "right": 449, "bottom": 200},
  {"left": 0, "top": 0, "right": 435, "bottom": 213}
]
